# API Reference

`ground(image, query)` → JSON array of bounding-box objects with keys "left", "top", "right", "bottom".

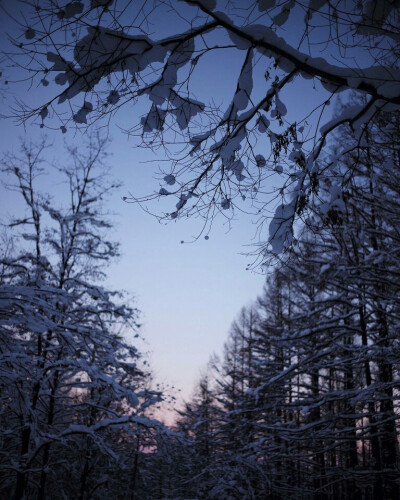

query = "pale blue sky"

[
  {"left": 0, "top": 113, "right": 267, "bottom": 405},
  {"left": 0, "top": 0, "right": 336, "bottom": 414}
]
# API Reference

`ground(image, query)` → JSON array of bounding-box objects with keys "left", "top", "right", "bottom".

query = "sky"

[
  {"left": 0, "top": 120, "right": 266, "bottom": 409},
  {"left": 0, "top": 1, "right": 270, "bottom": 416},
  {"left": 0, "top": 0, "right": 339, "bottom": 420}
]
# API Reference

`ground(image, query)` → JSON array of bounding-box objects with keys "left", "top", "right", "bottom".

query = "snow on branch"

[{"left": 4, "top": 0, "right": 400, "bottom": 257}]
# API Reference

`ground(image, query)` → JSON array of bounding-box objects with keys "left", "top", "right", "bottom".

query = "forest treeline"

[
  {"left": 1, "top": 104, "right": 399, "bottom": 499},
  {"left": 155, "top": 104, "right": 400, "bottom": 499}
]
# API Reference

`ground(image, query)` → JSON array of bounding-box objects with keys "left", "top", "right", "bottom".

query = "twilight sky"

[
  {"left": 0, "top": 116, "right": 267, "bottom": 412},
  {"left": 0, "top": 20, "right": 269, "bottom": 413},
  {"left": 0, "top": 0, "right": 337, "bottom": 416}
]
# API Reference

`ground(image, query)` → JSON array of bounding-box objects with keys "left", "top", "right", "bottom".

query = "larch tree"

[
  {"left": 316, "top": 102, "right": 400, "bottom": 497},
  {"left": 163, "top": 100, "right": 400, "bottom": 498}
]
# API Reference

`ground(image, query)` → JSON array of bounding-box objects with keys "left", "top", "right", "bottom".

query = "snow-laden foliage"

[
  {"left": 4, "top": 0, "right": 400, "bottom": 257},
  {"left": 0, "top": 136, "right": 165, "bottom": 500}
]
